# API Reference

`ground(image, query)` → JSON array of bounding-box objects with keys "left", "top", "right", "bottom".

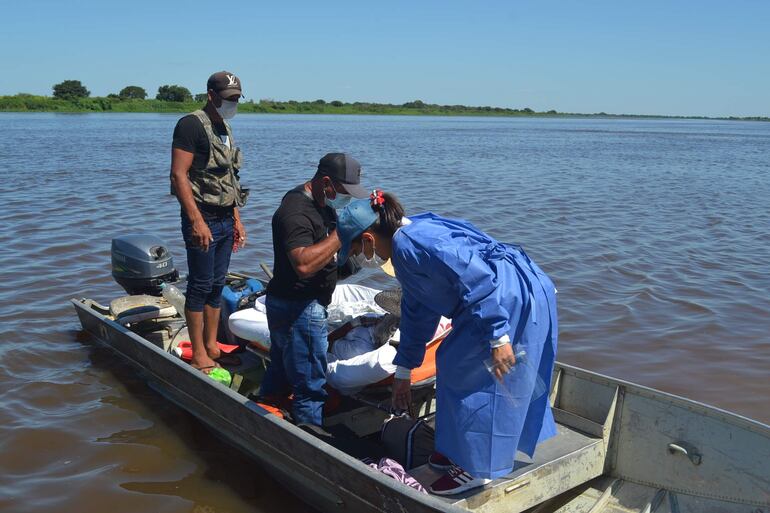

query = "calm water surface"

[{"left": 1, "top": 113, "right": 769, "bottom": 512}]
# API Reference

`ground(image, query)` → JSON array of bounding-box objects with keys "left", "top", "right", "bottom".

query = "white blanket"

[
  {"left": 327, "top": 325, "right": 398, "bottom": 395},
  {"left": 228, "top": 284, "right": 450, "bottom": 396},
  {"left": 228, "top": 284, "right": 386, "bottom": 349}
]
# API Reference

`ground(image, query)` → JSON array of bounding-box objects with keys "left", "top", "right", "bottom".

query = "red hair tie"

[{"left": 370, "top": 189, "right": 385, "bottom": 209}]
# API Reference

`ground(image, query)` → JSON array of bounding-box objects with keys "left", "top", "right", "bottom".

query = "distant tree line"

[
  {"left": 50, "top": 80, "right": 195, "bottom": 102},
  {"left": 42, "top": 79, "right": 552, "bottom": 114},
  {"left": 0, "top": 79, "right": 765, "bottom": 121}
]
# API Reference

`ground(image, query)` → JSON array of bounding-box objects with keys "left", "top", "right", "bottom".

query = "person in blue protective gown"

[{"left": 336, "top": 190, "right": 559, "bottom": 495}]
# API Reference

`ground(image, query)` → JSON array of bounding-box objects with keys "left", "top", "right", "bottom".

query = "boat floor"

[
  {"left": 411, "top": 423, "right": 604, "bottom": 508},
  {"left": 220, "top": 349, "right": 608, "bottom": 509}
]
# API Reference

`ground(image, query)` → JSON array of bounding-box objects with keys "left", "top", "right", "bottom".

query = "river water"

[{"left": 1, "top": 113, "right": 768, "bottom": 512}]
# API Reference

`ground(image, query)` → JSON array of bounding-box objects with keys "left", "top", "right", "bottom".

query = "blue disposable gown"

[{"left": 392, "top": 213, "right": 558, "bottom": 479}]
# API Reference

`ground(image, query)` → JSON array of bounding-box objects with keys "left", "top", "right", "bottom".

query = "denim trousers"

[
  {"left": 261, "top": 294, "right": 329, "bottom": 426},
  {"left": 181, "top": 213, "right": 234, "bottom": 312}
]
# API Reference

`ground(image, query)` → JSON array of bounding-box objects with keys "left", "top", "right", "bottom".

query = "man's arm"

[
  {"left": 170, "top": 147, "right": 213, "bottom": 251},
  {"left": 288, "top": 229, "right": 341, "bottom": 279}
]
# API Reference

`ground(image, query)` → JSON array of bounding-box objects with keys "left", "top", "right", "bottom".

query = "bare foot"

[{"left": 191, "top": 354, "right": 219, "bottom": 374}]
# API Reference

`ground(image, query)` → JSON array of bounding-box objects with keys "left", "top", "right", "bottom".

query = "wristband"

[{"left": 489, "top": 334, "right": 511, "bottom": 349}]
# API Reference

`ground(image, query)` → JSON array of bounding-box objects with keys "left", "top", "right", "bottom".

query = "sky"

[{"left": 1, "top": 0, "right": 768, "bottom": 117}]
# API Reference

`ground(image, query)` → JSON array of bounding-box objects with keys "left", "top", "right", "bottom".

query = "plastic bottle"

[
  {"left": 484, "top": 344, "right": 547, "bottom": 407},
  {"left": 160, "top": 282, "right": 187, "bottom": 321}
]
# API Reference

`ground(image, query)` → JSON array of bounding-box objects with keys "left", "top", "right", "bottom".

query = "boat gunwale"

[{"left": 555, "top": 362, "right": 770, "bottom": 435}]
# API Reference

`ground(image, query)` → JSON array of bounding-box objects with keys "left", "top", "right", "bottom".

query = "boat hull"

[
  {"left": 72, "top": 297, "right": 770, "bottom": 513},
  {"left": 72, "top": 298, "right": 462, "bottom": 513}
]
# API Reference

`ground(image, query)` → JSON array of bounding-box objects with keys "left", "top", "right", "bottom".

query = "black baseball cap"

[
  {"left": 207, "top": 71, "right": 243, "bottom": 98},
  {"left": 317, "top": 153, "right": 368, "bottom": 198}
]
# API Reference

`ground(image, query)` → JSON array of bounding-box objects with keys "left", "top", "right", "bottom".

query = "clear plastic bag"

[{"left": 484, "top": 344, "right": 547, "bottom": 407}]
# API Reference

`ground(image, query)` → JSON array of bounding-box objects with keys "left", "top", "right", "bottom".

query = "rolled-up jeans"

[{"left": 261, "top": 294, "right": 329, "bottom": 425}]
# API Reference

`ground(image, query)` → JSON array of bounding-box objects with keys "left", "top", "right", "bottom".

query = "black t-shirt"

[
  {"left": 172, "top": 114, "right": 229, "bottom": 170},
  {"left": 267, "top": 186, "right": 339, "bottom": 306},
  {"left": 172, "top": 113, "right": 233, "bottom": 217}
]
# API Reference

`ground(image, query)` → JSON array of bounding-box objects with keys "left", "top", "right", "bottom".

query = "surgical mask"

[
  {"left": 216, "top": 99, "right": 238, "bottom": 119},
  {"left": 354, "top": 237, "right": 387, "bottom": 268},
  {"left": 325, "top": 190, "right": 351, "bottom": 209}
]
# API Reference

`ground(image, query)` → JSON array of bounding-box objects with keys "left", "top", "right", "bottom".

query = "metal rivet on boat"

[{"left": 504, "top": 480, "right": 530, "bottom": 494}]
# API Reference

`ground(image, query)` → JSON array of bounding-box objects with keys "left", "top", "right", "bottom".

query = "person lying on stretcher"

[
  {"left": 326, "top": 308, "right": 451, "bottom": 396},
  {"left": 228, "top": 285, "right": 451, "bottom": 395},
  {"left": 326, "top": 312, "right": 398, "bottom": 395}
]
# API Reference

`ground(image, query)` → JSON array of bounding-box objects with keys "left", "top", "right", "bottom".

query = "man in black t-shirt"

[
  {"left": 261, "top": 153, "right": 368, "bottom": 426},
  {"left": 170, "top": 71, "right": 248, "bottom": 373}
]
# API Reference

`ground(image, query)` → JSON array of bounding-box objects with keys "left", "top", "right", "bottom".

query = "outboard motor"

[{"left": 111, "top": 234, "right": 179, "bottom": 296}]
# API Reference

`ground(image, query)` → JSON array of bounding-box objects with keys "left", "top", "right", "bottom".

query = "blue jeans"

[
  {"left": 261, "top": 295, "right": 329, "bottom": 426},
  {"left": 181, "top": 213, "right": 234, "bottom": 312}
]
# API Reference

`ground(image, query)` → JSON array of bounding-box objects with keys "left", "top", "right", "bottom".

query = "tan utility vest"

[{"left": 186, "top": 110, "right": 248, "bottom": 208}]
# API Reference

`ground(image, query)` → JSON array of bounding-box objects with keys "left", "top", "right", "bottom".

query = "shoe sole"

[{"left": 429, "top": 478, "right": 491, "bottom": 496}]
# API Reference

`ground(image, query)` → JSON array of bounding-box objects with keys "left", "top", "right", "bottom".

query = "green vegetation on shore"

[
  {"left": 1, "top": 93, "right": 767, "bottom": 121},
  {"left": 2, "top": 83, "right": 768, "bottom": 122},
  {"left": 0, "top": 93, "right": 557, "bottom": 116},
  {"left": 2, "top": 93, "right": 768, "bottom": 121}
]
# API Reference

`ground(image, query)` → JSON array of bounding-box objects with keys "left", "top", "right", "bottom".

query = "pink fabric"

[{"left": 367, "top": 457, "right": 427, "bottom": 494}]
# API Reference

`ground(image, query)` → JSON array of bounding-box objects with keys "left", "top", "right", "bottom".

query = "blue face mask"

[{"left": 326, "top": 189, "right": 352, "bottom": 209}]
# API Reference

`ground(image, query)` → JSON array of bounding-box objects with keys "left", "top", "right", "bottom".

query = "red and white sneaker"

[
  {"left": 428, "top": 452, "right": 454, "bottom": 471},
  {"left": 429, "top": 465, "right": 492, "bottom": 496}
]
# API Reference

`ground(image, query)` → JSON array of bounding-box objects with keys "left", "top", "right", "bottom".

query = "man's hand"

[
  {"left": 391, "top": 377, "right": 412, "bottom": 415},
  {"left": 192, "top": 219, "right": 214, "bottom": 251},
  {"left": 234, "top": 219, "right": 247, "bottom": 250},
  {"left": 288, "top": 228, "right": 342, "bottom": 279},
  {"left": 490, "top": 343, "right": 516, "bottom": 382}
]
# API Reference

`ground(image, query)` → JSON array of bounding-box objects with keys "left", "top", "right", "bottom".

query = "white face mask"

[
  {"left": 353, "top": 236, "right": 387, "bottom": 268},
  {"left": 216, "top": 99, "right": 238, "bottom": 119}
]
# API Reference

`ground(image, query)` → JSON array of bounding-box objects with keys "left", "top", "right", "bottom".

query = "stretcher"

[{"left": 228, "top": 284, "right": 452, "bottom": 389}]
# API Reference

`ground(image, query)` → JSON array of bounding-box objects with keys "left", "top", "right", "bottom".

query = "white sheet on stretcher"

[
  {"left": 228, "top": 284, "right": 451, "bottom": 396},
  {"left": 228, "top": 284, "right": 386, "bottom": 348},
  {"left": 327, "top": 325, "right": 398, "bottom": 395}
]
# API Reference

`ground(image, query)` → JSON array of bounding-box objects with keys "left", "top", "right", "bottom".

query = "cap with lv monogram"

[{"left": 207, "top": 71, "right": 242, "bottom": 98}]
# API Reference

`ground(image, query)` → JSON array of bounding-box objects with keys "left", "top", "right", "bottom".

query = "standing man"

[
  {"left": 260, "top": 153, "right": 368, "bottom": 425},
  {"left": 170, "top": 71, "right": 249, "bottom": 372}
]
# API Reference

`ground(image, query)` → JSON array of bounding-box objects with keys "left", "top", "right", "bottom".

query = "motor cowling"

[{"left": 111, "top": 234, "right": 179, "bottom": 295}]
